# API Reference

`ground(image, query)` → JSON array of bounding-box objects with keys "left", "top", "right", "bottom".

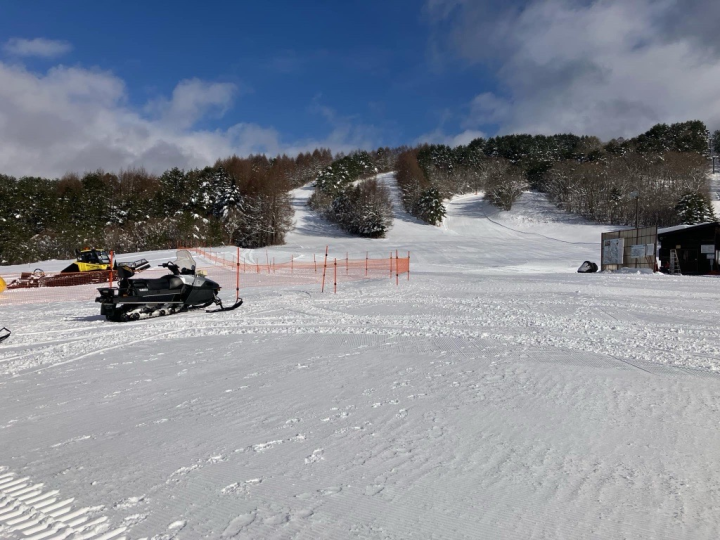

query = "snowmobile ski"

[
  {"left": 206, "top": 298, "right": 244, "bottom": 313},
  {"left": 0, "top": 327, "right": 10, "bottom": 343}
]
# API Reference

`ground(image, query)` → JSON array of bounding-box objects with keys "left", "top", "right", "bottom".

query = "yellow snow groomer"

[{"left": 62, "top": 248, "right": 113, "bottom": 273}]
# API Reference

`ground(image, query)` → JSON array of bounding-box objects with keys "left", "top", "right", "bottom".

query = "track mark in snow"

[
  {"left": 0, "top": 467, "right": 124, "bottom": 540},
  {"left": 114, "top": 495, "right": 146, "bottom": 509},
  {"left": 122, "top": 513, "right": 147, "bottom": 527},
  {"left": 364, "top": 484, "right": 385, "bottom": 496},
  {"left": 318, "top": 486, "right": 343, "bottom": 496},
  {"left": 252, "top": 440, "right": 284, "bottom": 453},
  {"left": 221, "top": 478, "right": 263, "bottom": 496},
  {"left": 304, "top": 448, "right": 325, "bottom": 464},
  {"left": 50, "top": 434, "right": 93, "bottom": 448},
  {"left": 168, "top": 520, "right": 186, "bottom": 530},
  {"left": 222, "top": 513, "right": 255, "bottom": 536}
]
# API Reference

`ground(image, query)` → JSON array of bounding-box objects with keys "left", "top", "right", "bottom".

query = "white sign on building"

[
  {"left": 630, "top": 245, "right": 646, "bottom": 258},
  {"left": 603, "top": 238, "right": 624, "bottom": 264}
]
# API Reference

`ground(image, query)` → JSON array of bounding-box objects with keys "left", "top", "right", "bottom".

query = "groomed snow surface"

[{"left": 2, "top": 174, "right": 720, "bottom": 539}]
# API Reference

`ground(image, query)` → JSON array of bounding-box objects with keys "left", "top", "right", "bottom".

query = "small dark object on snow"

[
  {"left": 577, "top": 261, "right": 598, "bottom": 273},
  {"left": 0, "top": 327, "right": 10, "bottom": 343}
]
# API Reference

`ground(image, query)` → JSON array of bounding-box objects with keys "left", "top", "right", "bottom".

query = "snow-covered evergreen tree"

[
  {"left": 675, "top": 192, "right": 716, "bottom": 225},
  {"left": 416, "top": 188, "right": 446, "bottom": 225}
]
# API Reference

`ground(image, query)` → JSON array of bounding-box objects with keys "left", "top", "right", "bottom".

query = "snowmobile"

[
  {"left": 0, "top": 327, "right": 10, "bottom": 343},
  {"left": 95, "top": 250, "right": 242, "bottom": 322}
]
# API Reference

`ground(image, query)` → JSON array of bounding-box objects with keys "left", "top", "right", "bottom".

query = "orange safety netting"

[
  {"left": 0, "top": 248, "right": 410, "bottom": 306},
  {"left": 187, "top": 247, "right": 410, "bottom": 294}
]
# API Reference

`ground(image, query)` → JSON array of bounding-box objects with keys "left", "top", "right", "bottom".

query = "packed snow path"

[{"left": 2, "top": 176, "right": 720, "bottom": 539}]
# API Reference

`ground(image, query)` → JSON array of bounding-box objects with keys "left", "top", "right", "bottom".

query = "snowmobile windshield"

[
  {"left": 97, "top": 252, "right": 110, "bottom": 264},
  {"left": 175, "top": 250, "right": 197, "bottom": 275}
]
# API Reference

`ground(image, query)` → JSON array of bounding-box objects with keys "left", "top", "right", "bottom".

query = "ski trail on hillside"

[
  {"left": 477, "top": 207, "right": 600, "bottom": 246},
  {"left": 285, "top": 184, "right": 349, "bottom": 247},
  {"left": 444, "top": 191, "right": 601, "bottom": 245},
  {"left": 709, "top": 172, "right": 720, "bottom": 217},
  {"left": 375, "top": 172, "right": 427, "bottom": 226}
]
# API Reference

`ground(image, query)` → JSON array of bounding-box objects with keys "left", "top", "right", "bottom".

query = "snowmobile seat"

[{"left": 133, "top": 275, "right": 184, "bottom": 291}]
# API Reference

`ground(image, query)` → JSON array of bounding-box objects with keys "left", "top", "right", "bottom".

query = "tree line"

[
  {"left": 0, "top": 150, "right": 332, "bottom": 265},
  {"left": 395, "top": 120, "right": 715, "bottom": 227},
  {"left": 1, "top": 120, "right": 715, "bottom": 265}
]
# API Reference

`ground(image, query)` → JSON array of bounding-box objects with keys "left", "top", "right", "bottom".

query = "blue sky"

[
  {"left": 0, "top": 2, "right": 490, "bottom": 147},
  {"left": 1, "top": 0, "right": 719, "bottom": 176}
]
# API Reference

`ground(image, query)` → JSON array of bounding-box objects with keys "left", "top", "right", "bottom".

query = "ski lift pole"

[{"left": 321, "top": 246, "right": 328, "bottom": 292}]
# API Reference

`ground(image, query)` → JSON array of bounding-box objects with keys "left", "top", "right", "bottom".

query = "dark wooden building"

[{"left": 658, "top": 222, "right": 720, "bottom": 275}]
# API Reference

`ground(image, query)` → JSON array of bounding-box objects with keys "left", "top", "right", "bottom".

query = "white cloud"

[
  {"left": 4, "top": 38, "right": 73, "bottom": 58},
  {"left": 428, "top": 0, "right": 720, "bottom": 139},
  {"left": 0, "top": 62, "right": 377, "bottom": 178},
  {"left": 145, "top": 78, "right": 239, "bottom": 129},
  {"left": 416, "top": 128, "right": 486, "bottom": 146},
  {"left": 466, "top": 93, "right": 511, "bottom": 127}
]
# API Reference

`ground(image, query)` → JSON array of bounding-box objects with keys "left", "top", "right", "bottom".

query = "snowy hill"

[
  {"left": 1, "top": 174, "right": 720, "bottom": 539},
  {"left": 283, "top": 172, "right": 606, "bottom": 274}
]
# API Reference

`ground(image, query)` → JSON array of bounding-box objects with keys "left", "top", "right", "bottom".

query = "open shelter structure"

[{"left": 657, "top": 222, "right": 720, "bottom": 275}]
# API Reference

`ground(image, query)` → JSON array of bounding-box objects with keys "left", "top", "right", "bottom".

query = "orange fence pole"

[
  {"left": 365, "top": 252, "right": 368, "bottom": 277},
  {"left": 291, "top": 255, "right": 294, "bottom": 274},
  {"left": 321, "top": 246, "right": 328, "bottom": 292},
  {"left": 389, "top": 252, "right": 393, "bottom": 278},
  {"left": 346, "top": 252, "right": 348, "bottom": 275},
  {"left": 314, "top": 254, "right": 317, "bottom": 273},
  {"left": 236, "top": 246, "right": 240, "bottom": 301},
  {"left": 396, "top": 250, "right": 399, "bottom": 286},
  {"left": 408, "top": 251, "right": 411, "bottom": 281},
  {"left": 109, "top": 250, "right": 114, "bottom": 287},
  {"left": 334, "top": 258, "right": 337, "bottom": 294}
]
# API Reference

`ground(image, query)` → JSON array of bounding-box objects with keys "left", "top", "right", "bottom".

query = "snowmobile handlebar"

[
  {"left": 160, "top": 261, "right": 197, "bottom": 275},
  {"left": 160, "top": 261, "right": 181, "bottom": 275}
]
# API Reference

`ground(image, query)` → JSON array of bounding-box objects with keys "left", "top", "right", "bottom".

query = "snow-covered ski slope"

[{"left": 2, "top": 174, "right": 720, "bottom": 539}]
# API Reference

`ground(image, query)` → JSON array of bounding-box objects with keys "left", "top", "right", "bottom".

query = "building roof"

[{"left": 658, "top": 222, "right": 719, "bottom": 235}]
